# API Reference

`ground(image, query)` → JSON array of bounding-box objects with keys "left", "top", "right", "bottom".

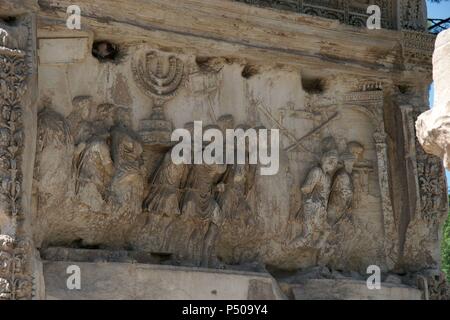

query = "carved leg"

[
  {"left": 201, "top": 222, "right": 219, "bottom": 268},
  {"left": 187, "top": 226, "right": 202, "bottom": 266},
  {"left": 161, "top": 218, "right": 176, "bottom": 252}
]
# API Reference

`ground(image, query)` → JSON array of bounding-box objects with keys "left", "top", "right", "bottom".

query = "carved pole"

[{"left": 373, "top": 130, "right": 396, "bottom": 269}]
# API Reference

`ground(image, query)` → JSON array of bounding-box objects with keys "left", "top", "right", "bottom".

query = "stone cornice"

[{"left": 35, "top": 0, "right": 431, "bottom": 79}]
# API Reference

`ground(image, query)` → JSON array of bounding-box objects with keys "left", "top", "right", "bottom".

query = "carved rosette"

[{"left": 0, "top": 23, "right": 33, "bottom": 300}]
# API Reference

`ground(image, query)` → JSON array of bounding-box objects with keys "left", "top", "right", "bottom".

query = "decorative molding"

[
  {"left": 234, "top": 0, "right": 396, "bottom": 29},
  {"left": 0, "top": 17, "right": 34, "bottom": 300},
  {"left": 401, "top": 30, "right": 436, "bottom": 68}
]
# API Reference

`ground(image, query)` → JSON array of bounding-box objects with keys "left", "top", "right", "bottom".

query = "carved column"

[
  {"left": 399, "top": 105, "right": 421, "bottom": 220},
  {"left": 373, "top": 130, "right": 397, "bottom": 268},
  {"left": 0, "top": 13, "right": 38, "bottom": 300}
]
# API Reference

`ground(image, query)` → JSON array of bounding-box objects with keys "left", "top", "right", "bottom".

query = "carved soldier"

[
  {"left": 181, "top": 124, "right": 227, "bottom": 267},
  {"left": 107, "top": 126, "right": 145, "bottom": 241},
  {"left": 144, "top": 121, "right": 194, "bottom": 218},
  {"left": 67, "top": 96, "right": 97, "bottom": 145},
  {"left": 70, "top": 99, "right": 116, "bottom": 204},
  {"left": 297, "top": 148, "right": 338, "bottom": 247},
  {"left": 217, "top": 124, "right": 256, "bottom": 223},
  {"left": 327, "top": 141, "right": 364, "bottom": 225}
]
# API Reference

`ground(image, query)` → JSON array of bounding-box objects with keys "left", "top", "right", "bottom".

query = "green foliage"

[{"left": 442, "top": 195, "right": 450, "bottom": 281}]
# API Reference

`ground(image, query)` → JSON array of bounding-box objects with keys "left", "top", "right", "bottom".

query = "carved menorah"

[{"left": 132, "top": 51, "right": 185, "bottom": 146}]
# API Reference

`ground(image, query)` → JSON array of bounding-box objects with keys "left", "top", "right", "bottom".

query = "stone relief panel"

[{"left": 32, "top": 41, "right": 445, "bottom": 278}]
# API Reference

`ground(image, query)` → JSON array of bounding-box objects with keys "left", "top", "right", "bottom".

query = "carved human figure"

[
  {"left": 74, "top": 138, "right": 114, "bottom": 203},
  {"left": 327, "top": 142, "right": 364, "bottom": 225},
  {"left": 181, "top": 124, "right": 227, "bottom": 267},
  {"left": 298, "top": 148, "right": 339, "bottom": 247},
  {"left": 70, "top": 99, "right": 115, "bottom": 208},
  {"left": 142, "top": 121, "right": 194, "bottom": 252},
  {"left": 144, "top": 121, "right": 194, "bottom": 217},
  {"left": 35, "top": 108, "right": 74, "bottom": 201},
  {"left": 217, "top": 124, "right": 256, "bottom": 223},
  {"left": 67, "top": 96, "right": 96, "bottom": 145},
  {"left": 108, "top": 126, "right": 145, "bottom": 241},
  {"left": 110, "top": 126, "right": 144, "bottom": 210}
]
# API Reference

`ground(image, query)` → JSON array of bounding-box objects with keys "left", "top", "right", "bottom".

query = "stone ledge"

[
  {"left": 291, "top": 279, "right": 422, "bottom": 300},
  {"left": 43, "top": 261, "right": 286, "bottom": 300}
]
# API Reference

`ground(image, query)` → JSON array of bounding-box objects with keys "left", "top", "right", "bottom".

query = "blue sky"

[
  {"left": 427, "top": 1, "right": 450, "bottom": 19},
  {"left": 427, "top": 1, "right": 450, "bottom": 192}
]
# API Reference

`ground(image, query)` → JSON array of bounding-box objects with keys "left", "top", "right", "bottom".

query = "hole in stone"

[
  {"left": 92, "top": 41, "right": 120, "bottom": 62},
  {"left": 1, "top": 16, "right": 17, "bottom": 25},
  {"left": 196, "top": 56, "right": 212, "bottom": 69},
  {"left": 241, "top": 64, "right": 259, "bottom": 79},
  {"left": 195, "top": 56, "right": 224, "bottom": 73},
  {"left": 397, "top": 85, "right": 411, "bottom": 94},
  {"left": 150, "top": 252, "right": 173, "bottom": 263},
  {"left": 69, "top": 238, "right": 101, "bottom": 250},
  {"left": 302, "top": 77, "right": 325, "bottom": 94}
]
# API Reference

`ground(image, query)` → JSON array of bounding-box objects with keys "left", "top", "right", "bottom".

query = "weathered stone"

[
  {"left": 417, "top": 30, "right": 450, "bottom": 170},
  {"left": 292, "top": 279, "right": 422, "bottom": 300},
  {"left": 44, "top": 261, "right": 285, "bottom": 300},
  {"left": 0, "top": 0, "right": 447, "bottom": 300}
]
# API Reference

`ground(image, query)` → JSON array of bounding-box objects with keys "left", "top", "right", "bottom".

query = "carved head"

[
  {"left": 347, "top": 141, "right": 364, "bottom": 160},
  {"left": 341, "top": 142, "right": 364, "bottom": 173},
  {"left": 321, "top": 149, "right": 338, "bottom": 174},
  {"left": 217, "top": 114, "right": 235, "bottom": 133},
  {"left": 72, "top": 96, "right": 94, "bottom": 121},
  {"left": 97, "top": 103, "right": 117, "bottom": 128}
]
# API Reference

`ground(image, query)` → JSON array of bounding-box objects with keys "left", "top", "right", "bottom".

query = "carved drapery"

[
  {"left": 0, "top": 18, "right": 33, "bottom": 300},
  {"left": 344, "top": 86, "right": 396, "bottom": 268}
]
